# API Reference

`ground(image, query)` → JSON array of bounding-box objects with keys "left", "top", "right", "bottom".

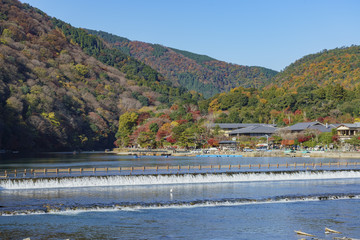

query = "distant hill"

[
  {"left": 0, "top": 0, "right": 200, "bottom": 151},
  {"left": 272, "top": 46, "right": 360, "bottom": 90},
  {"left": 87, "top": 30, "right": 278, "bottom": 98},
  {"left": 198, "top": 45, "right": 360, "bottom": 127}
]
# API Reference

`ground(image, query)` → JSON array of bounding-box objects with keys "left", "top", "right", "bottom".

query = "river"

[{"left": 0, "top": 152, "right": 359, "bottom": 239}]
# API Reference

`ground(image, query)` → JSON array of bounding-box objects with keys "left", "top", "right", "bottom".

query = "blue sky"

[{"left": 20, "top": 0, "right": 360, "bottom": 71}]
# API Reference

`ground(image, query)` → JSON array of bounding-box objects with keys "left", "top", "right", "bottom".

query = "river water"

[{"left": 0, "top": 152, "right": 359, "bottom": 239}]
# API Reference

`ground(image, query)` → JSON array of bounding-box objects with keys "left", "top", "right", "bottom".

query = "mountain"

[
  {"left": 272, "top": 45, "right": 360, "bottom": 90},
  {"left": 87, "top": 30, "right": 278, "bottom": 98},
  {"left": 0, "top": 0, "right": 200, "bottom": 151},
  {"left": 200, "top": 46, "right": 360, "bottom": 126}
]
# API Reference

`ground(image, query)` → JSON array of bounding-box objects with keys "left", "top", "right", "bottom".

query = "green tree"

[
  {"left": 149, "top": 122, "right": 159, "bottom": 133},
  {"left": 213, "top": 124, "right": 221, "bottom": 136},
  {"left": 137, "top": 131, "right": 157, "bottom": 148},
  {"left": 345, "top": 136, "right": 360, "bottom": 146},
  {"left": 228, "top": 109, "right": 240, "bottom": 123},
  {"left": 178, "top": 127, "right": 196, "bottom": 148},
  {"left": 327, "top": 84, "right": 346, "bottom": 102},
  {"left": 115, "top": 112, "right": 138, "bottom": 147},
  {"left": 318, "top": 132, "right": 333, "bottom": 146}
]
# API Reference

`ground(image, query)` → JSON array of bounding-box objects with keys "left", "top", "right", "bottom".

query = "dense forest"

[
  {"left": 272, "top": 46, "right": 360, "bottom": 89},
  {"left": 114, "top": 83, "right": 360, "bottom": 149},
  {"left": 0, "top": 0, "right": 200, "bottom": 151},
  {"left": 203, "top": 84, "right": 360, "bottom": 125},
  {"left": 110, "top": 46, "right": 360, "bottom": 149},
  {"left": 87, "top": 30, "right": 278, "bottom": 98}
]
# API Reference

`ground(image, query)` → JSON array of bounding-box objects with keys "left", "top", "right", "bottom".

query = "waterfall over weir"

[{"left": 1, "top": 170, "right": 360, "bottom": 190}]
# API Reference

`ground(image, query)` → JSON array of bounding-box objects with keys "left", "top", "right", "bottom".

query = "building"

[
  {"left": 209, "top": 123, "right": 276, "bottom": 137},
  {"left": 336, "top": 123, "right": 360, "bottom": 141},
  {"left": 228, "top": 125, "right": 277, "bottom": 137},
  {"left": 287, "top": 121, "right": 335, "bottom": 133},
  {"left": 218, "top": 140, "right": 237, "bottom": 150}
]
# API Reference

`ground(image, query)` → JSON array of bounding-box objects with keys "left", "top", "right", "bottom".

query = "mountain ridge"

[
  {"left": 87, "top": 29, "right": 278, "bottom": 98},
  {"left": 0, "top": 0, "right": 200, "bottom": 151},
  {"left": 272, "top": 45, "right": 360, "bottom": 90}
]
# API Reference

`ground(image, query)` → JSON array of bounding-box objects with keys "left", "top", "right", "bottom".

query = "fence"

[{"left": 0, "top": 162, "right": 359, "bottom": 179}]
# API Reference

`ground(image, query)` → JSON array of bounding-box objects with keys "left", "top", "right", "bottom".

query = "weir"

[
  {"left": 0, "top": 161, "right": 359, "bottom": 179},
  {"left": 1, "top": 170, "right": 360, "bottom": 190}
]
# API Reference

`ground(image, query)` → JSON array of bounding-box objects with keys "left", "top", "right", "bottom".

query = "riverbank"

[{"left": 113, "top": 148, "right": 360, "bottom": 159}]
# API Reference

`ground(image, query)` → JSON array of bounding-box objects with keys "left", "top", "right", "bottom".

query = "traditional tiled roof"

[
  {"left": 209, "top": 123, "right": 276, "bottom": 129},
  {"left": 308, "top": 124, "right": 333, "bottom": 132},
  {"left": 219, "top": 141, "right": 237, "bottom": 144},
  {"left": 287, "top": 121, "right": 335, "bottom": 132},
  {"left": 336, "top": 122, "right": 360, "bottom": 129},
  {"left": 288, "top": 121, "right": 320, "bottom": 131},
  {"left": 229, "top": 125, "right": 277, "bottom": 135}
]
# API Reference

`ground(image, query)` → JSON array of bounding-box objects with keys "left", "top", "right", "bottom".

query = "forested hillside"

[
  {"left": 113, "top": 83, "right": 360, "bottom": 149},
  {"left": 273, "top": 46, "right": 360, "bottom": 89},
  {"left": 0, "top": 0, "right": 200, "bottom": 151},
  {"left": 88, "top": 30, "right": 278, "bottom": 98},
  {"left": 112, "top": 45, "right": 360, "bottom": 149},
  {"left": 199, "top": 83, "right": 360, "bottom": 126}
]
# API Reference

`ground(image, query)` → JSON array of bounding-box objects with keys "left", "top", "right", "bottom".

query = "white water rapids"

[{"left": 1, "top": 170, "right": 360, "bottom": 190}]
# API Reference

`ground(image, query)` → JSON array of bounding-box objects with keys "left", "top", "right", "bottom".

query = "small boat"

[
  {"left": 325, "top": 227, "right": 342, "bottom": 234},
  {"left": 294, "top": 230, "right": 315, "bottom": 237}
]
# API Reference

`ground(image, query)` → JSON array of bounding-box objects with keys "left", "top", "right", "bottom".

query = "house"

[
  {"left": 336, "top": 123, "right": 360, "bottom": 141},
  {"left": 228, "top": 125, "right": 277, "bottom": 137},
  {"left": 218, "top": 140, "right": 237, "bottom": 150},
  {"left": 209, "top": 123, "right": 276, "bottom": 137},
  {"left": 287, "top": 121, "right": 335, "bottom": 133}
]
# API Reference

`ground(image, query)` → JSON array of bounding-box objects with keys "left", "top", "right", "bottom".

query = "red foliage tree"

[
  {"left": 170, "top": 104, "right": 178, "bottom": 111},
  {"left": 191, "top": 110, "right": 201, "bottom": 120},
  {"left": 282, "top": 118, "right": 290, "bottom": 125},
  {"left": 136, "top": 112, "right": 151, "bottom": 125},
  {"left": 166, "top": 136, "right": 176, "bottom": 144},
  {"left": 175, "top": 119, "right": 188, "bottom": 125},
  {"left": 332, "top": 135, "right": 339, "bottom": 142},
  {"left": 317, "top": 117, "right": 324, "bottom": 123},
  {"left": 294, "top": 109, "right": 302, "bottom": 115},
  {"left": 207, "top": 138, "right": 219, "bottom": 147},
  {"left": 156, "top": 129, "right": 169, "bottom": 141},
  {"left": 159, "top": 114, "right": 171, "bottom": 121},
  {"left": 298, "top": 136, "right": 311, "bottom": 143}
]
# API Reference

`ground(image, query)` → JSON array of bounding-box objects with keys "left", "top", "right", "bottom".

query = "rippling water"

[{"left": 0, "top": 153, "right": 360, "bottom": 239}]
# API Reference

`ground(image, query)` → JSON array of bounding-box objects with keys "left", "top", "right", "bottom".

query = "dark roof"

[
  {"left": 229, "top": 125, "right": 277, "bottom": 135},
  {"left": 336, "top": 123, "right": 360, "bottom": 129},
  {"left": 287, "top": 121, "right": 335, "bottom": 132},
  {"left": 219, "top": 141, "right": 237, "bottom": 144},
  {"left": 308, "top": 125, "right": 333, "bottom": 132},
  {"left": 209, "top": 123, "right": 276, "bottom": 129},
  {"left": 288, "top": 122, "right": 320, "bottom": 131}
]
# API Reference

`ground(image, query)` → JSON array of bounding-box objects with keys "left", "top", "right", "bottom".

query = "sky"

[{"left": 20, "top": 0, "right": 360, "bottom": 71}]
